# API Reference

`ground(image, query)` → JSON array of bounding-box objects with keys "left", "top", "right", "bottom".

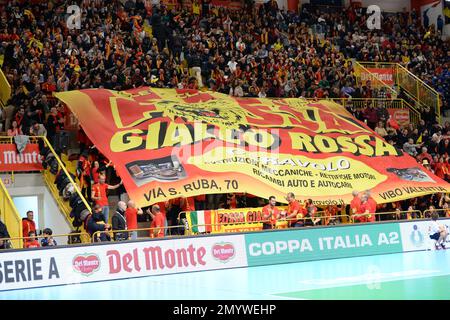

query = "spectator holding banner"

[
  {"left": 285, "top": 192, "right": 303, "bottom": 228},
  {"left": 350, "top": 191, "right": 363, "bottom": 222},
  {"left": 125, "top": 200, "right": 143, "bottom": 241},
  {"left": 359, "top": 193, "right": 377, "bottom": 223},
  {"left": 365, "top": 190, "right": 378, "bottom": 222},
  {"left": 149, "top": 205, "right": 165, "bottom": 238},
  {"left": 262, "top": 196, "right": 280, "bottom": 229},
  {"left": 91, "top": 175, "right": 123, "bottom": 223},
  {"left": 305, "top": 199, "right": 319, "bottom": 226}
]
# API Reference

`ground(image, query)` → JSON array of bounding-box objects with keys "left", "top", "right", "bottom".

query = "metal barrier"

[
  {"left": 37, "top": 136, "right": 92, "bottom": 243},
  {"left": 306, "top": 98, "right": 421, "bottom": 125},
  {"left": 0, "top": 135, "right": 92, "bottom": 243},
  {"left": 422, "top": 209, "right": 450, "bottom": 219},
  {"left": 350, "top": 210, "right": 423, "bottom": 223},
  {"left": 357, "top": 61, "right": 441, "bottom": 123},
  {"left": 352, "top": 61, "right": 398, "bottom": 95},
  {"left": 396, "top": 64, "right": 440, "bottom": 122},
  {"left": 92, "top": 225, "right": 185, "bottom": 242},
  {"left": 0, "top": 231, "right": 89, "bottom": 249},
  {"left": 2, "top": 207, "right": 448, "bottom": 250},
  {"left": 0, "top": 176, "right": 22, "bottom": 249},
  {"left": 187, "top": 213, "right": 351, "bottom": 234}
]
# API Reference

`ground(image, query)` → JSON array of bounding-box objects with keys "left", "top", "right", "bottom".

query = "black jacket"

[
  {"left": 86, "top": 213, "right": 106, "bottom": 234},
  {"left": 111, "top": 208, "right": 128, "bottom": 241},
  {"left": 0, "top": 220, "right": 11, "bottom": 249},
  {"left": 0, "top": 220, "right": 10, "bottom": 239}
]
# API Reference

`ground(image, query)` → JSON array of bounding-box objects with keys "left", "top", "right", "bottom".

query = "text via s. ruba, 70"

[{"left": 144, "top": 179, "right": 239, "bottom": 202}]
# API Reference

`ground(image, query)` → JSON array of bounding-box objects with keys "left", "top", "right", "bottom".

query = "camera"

[
  {"left": 69, "top": 193, "right": 90, "bottom": 228},
  {"left": 39, "top": 146, "right": 59, "bottom": 175}
]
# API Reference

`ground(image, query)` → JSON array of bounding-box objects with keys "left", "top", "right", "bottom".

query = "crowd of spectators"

[
  {"left": 0, "top": 0, "right": 449, "bottom": 246},
  {"left": 0, "top": 0, "right": 448, "bottom": 131}
]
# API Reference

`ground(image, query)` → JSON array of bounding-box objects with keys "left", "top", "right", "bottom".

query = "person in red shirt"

[
  {"left": 350, "top": 191, "right": 363, "bottom": 223},
  {"left": 77, "top": 151, "right": 92, "bottom": 201},
  {"left": 155, "top": 201, "right": 169, "bottom": 235},
  {"left": 227, "top": 193, "right": 237, "bottom": 209},
  {"left": 125, "top": 200, "right": 143, "bottom": 241},
  {"left": 434, "top": 157, "right": 447, "bottom": 180},
  {"left": 285, "top": 192, "right": 303, "bottom": 227},
  {"left": 262, "top": 196, "right": 280, "bottom": 229},
  {"left": 305, "top": 199, "right": 319, "bottom": 226},
  {"left": 22, "top": 210, "right": 36, "bottom": 245},
  {"left": 387, "top": 115, "right": 400, "bottom": 131},
  {"left": 365, "top": 190, "right": 377, "bottom": 222},
  {"left": 181, "top": 196, "right": 196, "bottom": 212},
  {"left": 24, "top": 231, "right": 40, "bottom": 249},
  {"left": 358, "top": 195, "right": 369, "bottom": 223},
  {"left": 91, "top": 175, "right": 122, "bottom": 223},
  {"left": 91, "top": 161, "right": 101, "bottom": 184},
  {"left": 149, "top": 205, "right": 165, "bottom": 238},
  {"left": 359, "top": 194, "right": 376, "bottom": 223},
  {"left": 324, "top": 205, "right": 338, "bottom": 225}
]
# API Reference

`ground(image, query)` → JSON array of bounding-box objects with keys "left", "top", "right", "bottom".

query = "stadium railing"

[
  {"left": 0, "top": 135, "right": 92, "bottom": 243},
  {"left": 38, "top": 135, "right": 92, "bottom": 243},
  {"left": 350, "top": 210, "right": 423, "bottom": 223},
  {"left": 422, "top": 208, "right": 450, "bottom": 219},
  {"left": 0, "top": 231, "right": 89, "bottom": 249},
  {"left": 0, "top": 208, "right": 442, "bottom": 249},
  {"left": 356, "top": 61, "right": 441, "bottom": 123},
  {"left": 92, "top": 225, "right": 186, "bottom": 242},
  {"left": 313, "top": 97, "right": 421, "bottom": 125},
  {"left": 0, "top": 174, "right": 22, "bottom": 249}
]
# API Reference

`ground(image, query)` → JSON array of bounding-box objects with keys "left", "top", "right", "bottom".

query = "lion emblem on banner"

[{"left": 155, "top": 99, "right": 247, "bottom": 128}]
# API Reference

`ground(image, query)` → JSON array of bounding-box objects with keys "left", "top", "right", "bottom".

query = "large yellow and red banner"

[{"left": 55, "top": 88, "right": 450, "bottom": 207}]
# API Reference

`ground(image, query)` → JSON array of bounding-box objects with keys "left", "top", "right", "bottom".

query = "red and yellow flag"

[{"left": 55, "top": 88, "right": 450, "bottom": 208}]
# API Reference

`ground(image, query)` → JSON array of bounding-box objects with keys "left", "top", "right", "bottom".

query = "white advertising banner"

[
  {"left": 0, "top": 234, "right": 247, "bottom": 291},
  {"left": 399, "top": 219, "right": 450, "bottom": 252}
]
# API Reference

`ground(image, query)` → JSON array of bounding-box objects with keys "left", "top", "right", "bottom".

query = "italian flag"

[{"left": 189, "top": 211, "right": 213, "bottom": 233}]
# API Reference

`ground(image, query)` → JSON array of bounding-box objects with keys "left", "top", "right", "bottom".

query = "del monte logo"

[
  {"left": 72, "top": 253, "right": 101, "bottom": 276},
  {"left": 212, "top": 242, "right": 235, "bottom": 262}
]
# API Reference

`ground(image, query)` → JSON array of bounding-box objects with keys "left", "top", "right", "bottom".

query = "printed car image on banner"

[{"left": 54, "top": 88, "right": 450, "bottom": 208}]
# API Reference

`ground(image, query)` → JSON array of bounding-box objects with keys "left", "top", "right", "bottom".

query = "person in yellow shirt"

[
  {"left": 273, "top": 39, "right": 283, "bottom": 51},
  {"left": 192, "top": 0, "right": 200, "bottom": 15}
]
